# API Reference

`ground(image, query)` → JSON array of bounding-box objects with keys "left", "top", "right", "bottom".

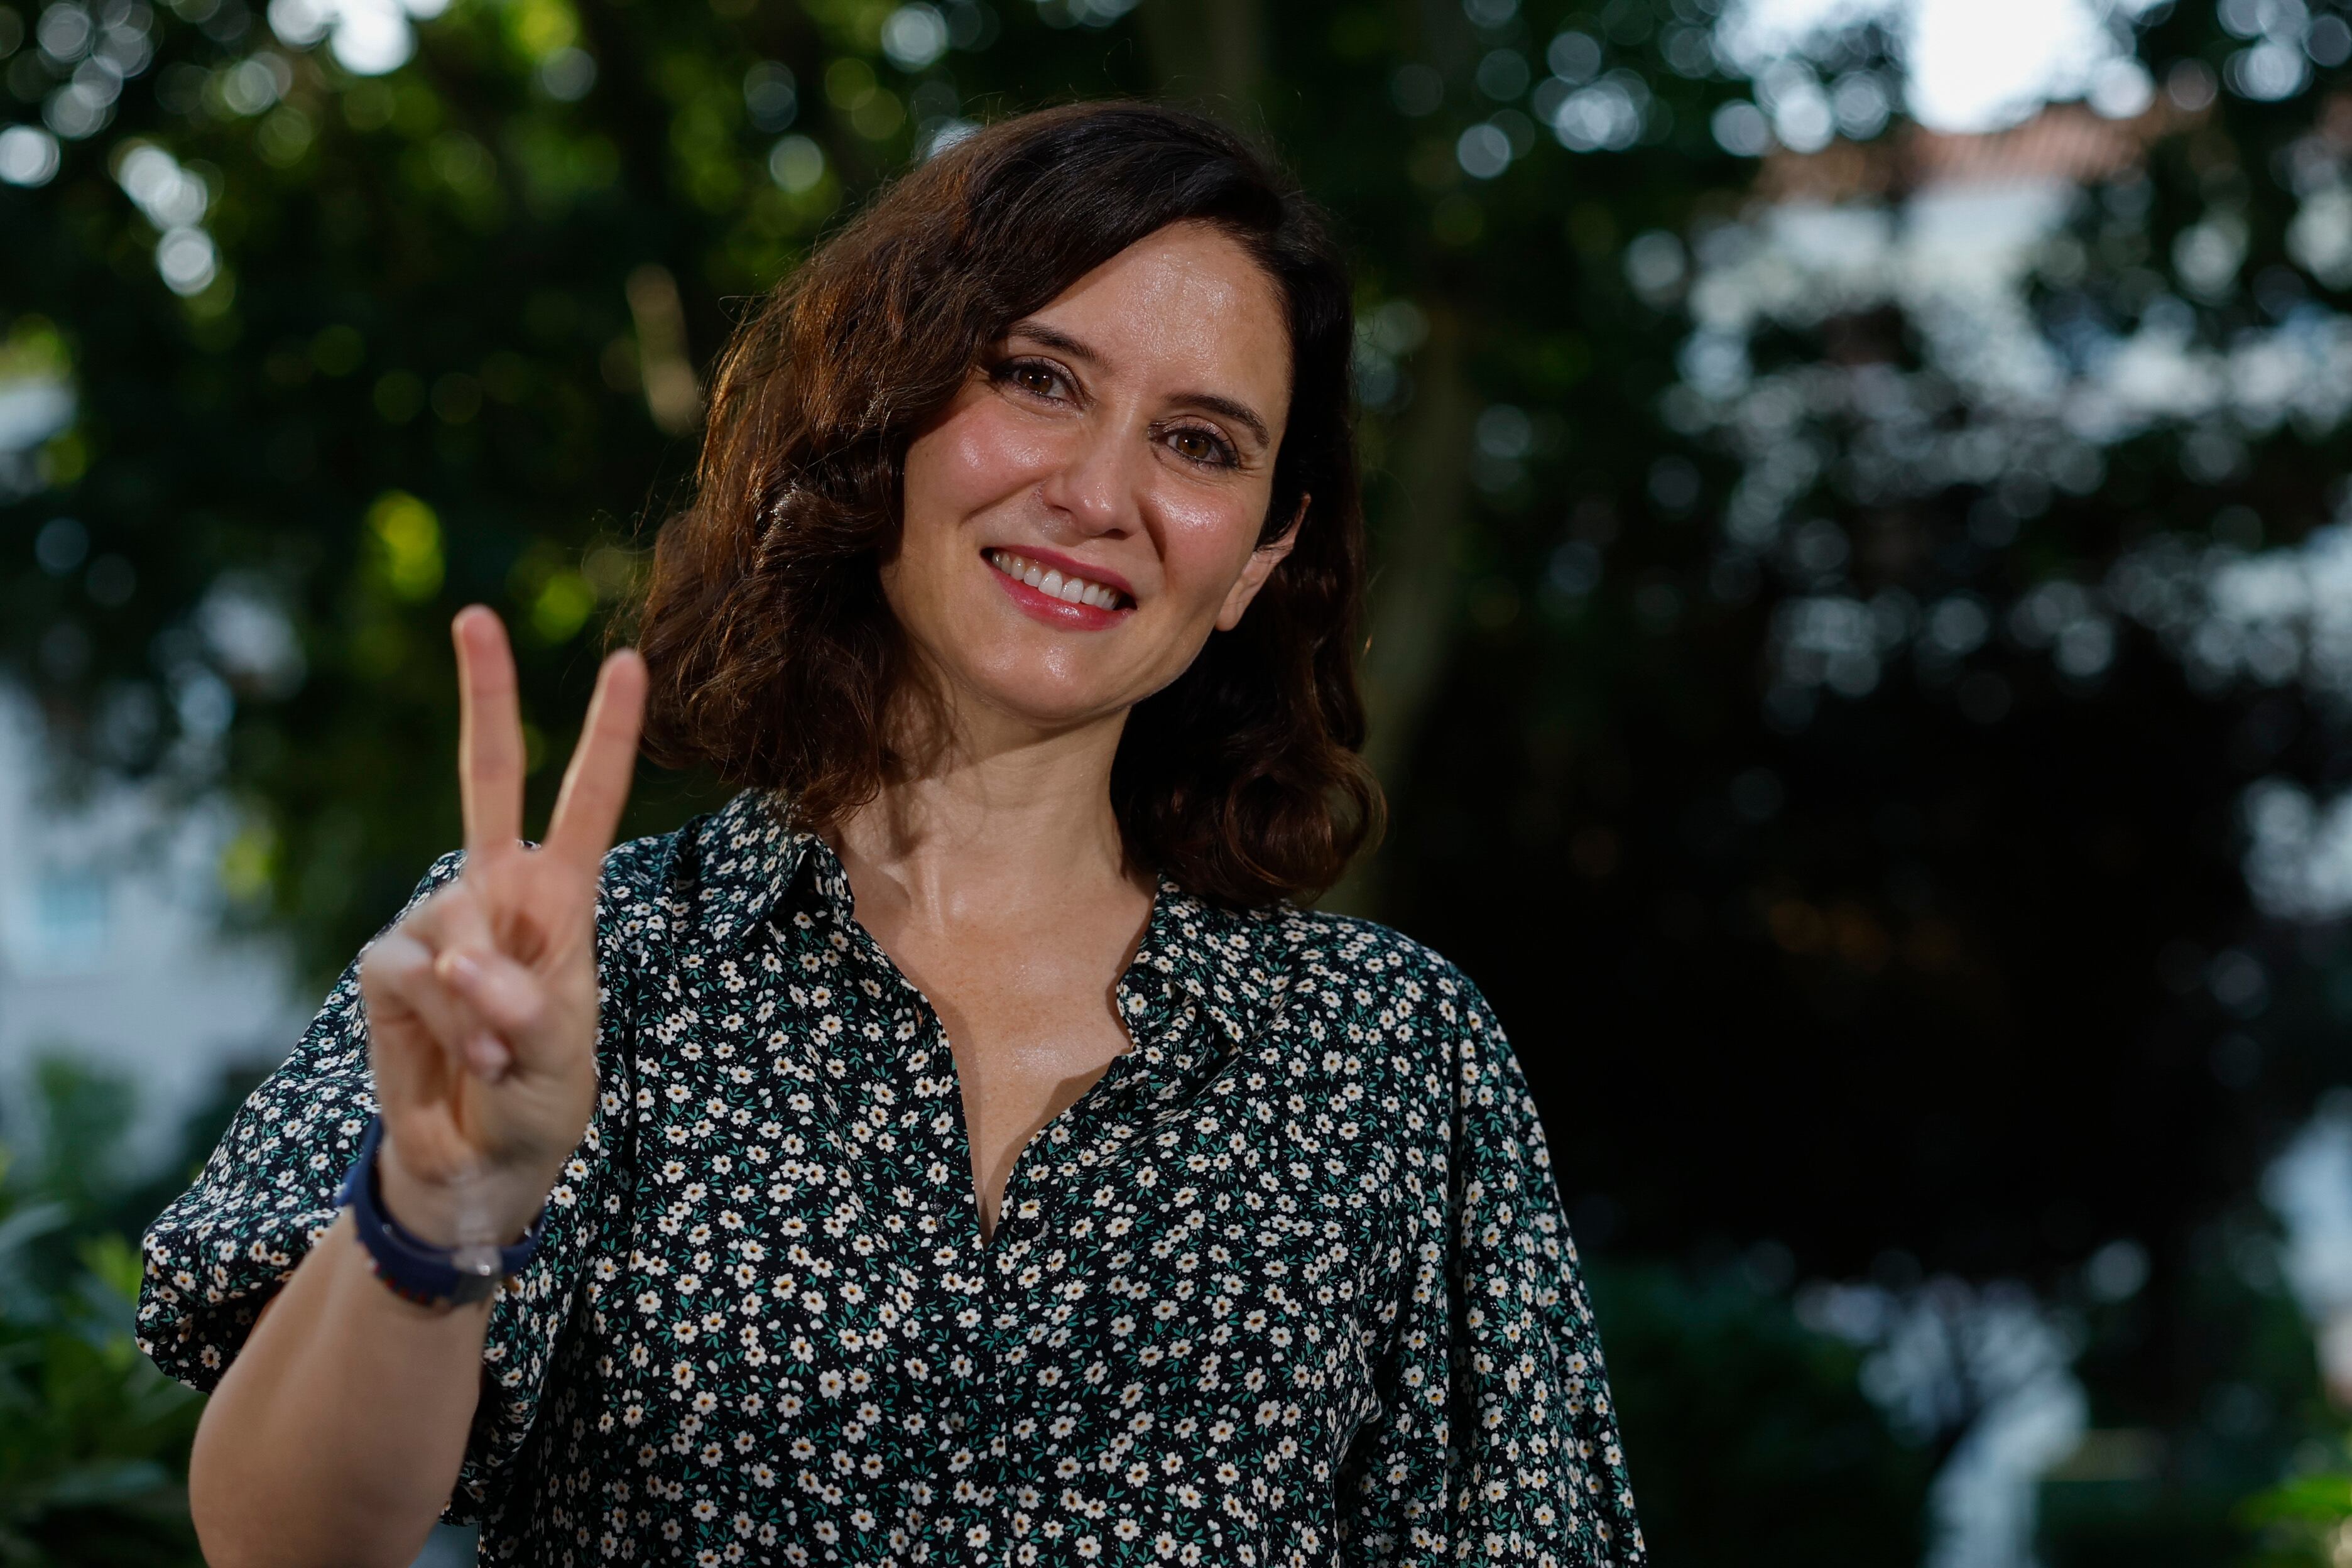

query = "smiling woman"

[
  {"left": 137, "top": 102, "right": 1645, "bottom": 1568},
  {"left": 635, "top": 103, "right": 1375, "bottom": 907}
]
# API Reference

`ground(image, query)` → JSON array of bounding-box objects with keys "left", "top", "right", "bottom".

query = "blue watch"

[{"left": 336, "top": 1115, "right": 545, "bottom": 1307}]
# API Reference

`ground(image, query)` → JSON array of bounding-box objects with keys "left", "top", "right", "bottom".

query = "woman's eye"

[
  {"left": 999, "top": 360, "right": 1065, "bottom": 398},
  {"left": 1167, "top": 428, "right": 1236, "bottom": 467}
]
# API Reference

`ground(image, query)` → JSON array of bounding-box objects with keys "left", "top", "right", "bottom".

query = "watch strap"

[{"left": 336, "top": 1114, "right": 545, "bottom": 1307}]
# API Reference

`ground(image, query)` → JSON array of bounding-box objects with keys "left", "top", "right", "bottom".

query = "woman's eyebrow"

[
  {"left": 1006, "top": 321, "right": 1101, "bottom": 364},
  {"left": 1004, "top": 320, "right": 1272, "bottom": 449},
  {"left": 1175, "top": 391, "right": 1271, "bottom": 449},
  {"left": 1006, "top": 315, "right": 1270, "bottom": 444}
]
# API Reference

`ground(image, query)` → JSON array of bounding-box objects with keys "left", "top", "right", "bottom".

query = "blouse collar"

[{"left": 675, "top": 789, "right": 1292, "bottom": 1051}]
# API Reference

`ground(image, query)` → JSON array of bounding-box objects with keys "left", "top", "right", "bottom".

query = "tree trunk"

[
  {"left": 1136, "top": 0, "right": 1265, "bottom": 114},
  {"left": 1326, "top": 305, "right": 1472, "bottom": 914}
]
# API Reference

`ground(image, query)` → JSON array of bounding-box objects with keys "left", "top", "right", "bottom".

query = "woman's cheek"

[
  {"left": 906, "top": 403, "right": 1024, "bottom": 530},
  {"left": 1156, "top": 494, "right": 1269, "bottom": 615},
  {"left": 947, "top": 405, "right": 1058, "bottom": 497}
]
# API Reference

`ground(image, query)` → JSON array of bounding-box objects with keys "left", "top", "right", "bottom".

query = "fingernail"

[
  {"left": 440, "top": 950, "right": 482, "bottom": 987},
  {"left": 466, "top": 1033, "right": 511, "bottom": 1082}
]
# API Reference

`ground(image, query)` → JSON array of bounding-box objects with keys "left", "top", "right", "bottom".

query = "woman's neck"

[{"left": 827, "top": 704, "right": 1144, "bottom": 932}]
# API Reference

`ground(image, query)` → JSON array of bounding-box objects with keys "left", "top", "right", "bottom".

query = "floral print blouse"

[{"left": 139, "top": 789, "right": 1643, "bottom": 1567}]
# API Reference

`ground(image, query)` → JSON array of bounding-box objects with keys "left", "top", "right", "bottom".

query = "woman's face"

[{"left": 885, "top": 220, "right": 1296, "bottom": 738}]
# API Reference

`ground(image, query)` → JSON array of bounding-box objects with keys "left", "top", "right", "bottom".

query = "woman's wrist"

[
  {"left": 344, "top": 1118, "right": 548, "bottom": 1309},
  {"left": 374, "top": 1124, "right": 547, "bottom": 1250}
]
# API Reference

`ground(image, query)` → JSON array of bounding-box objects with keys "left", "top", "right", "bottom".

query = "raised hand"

[{"left": 357, "top": 607, "right": 646, "bottom": 1248}]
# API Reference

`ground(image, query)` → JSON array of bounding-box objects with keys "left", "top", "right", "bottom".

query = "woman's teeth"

[{"left": 986, "top": 549, "right": 1128, "bottom": 611}]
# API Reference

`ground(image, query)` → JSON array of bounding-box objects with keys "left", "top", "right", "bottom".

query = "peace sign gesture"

[{"left": 359, "top": 607, "right": 647, "bottom": 1250}]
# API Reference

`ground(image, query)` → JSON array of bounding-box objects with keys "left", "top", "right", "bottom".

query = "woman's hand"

[{"left": 359, "top": 608, "right": 646, "bottom": 1248}]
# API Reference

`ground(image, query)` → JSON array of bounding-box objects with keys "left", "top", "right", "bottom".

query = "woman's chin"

[{"left": 955, "top": 674, "right": 1137, "bottom": 737}]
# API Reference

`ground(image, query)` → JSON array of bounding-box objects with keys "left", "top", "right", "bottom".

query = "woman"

[{"left": 139, "top": 103, "right": 1643, "bottom": 1567}]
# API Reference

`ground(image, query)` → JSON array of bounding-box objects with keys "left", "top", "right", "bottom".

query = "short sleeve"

[
  {"left": 1336, "top": 970, "right": 1645, "bottom": 1567},
  {"left": 136, "top": 848, "right": 645, "bottom": 1525}
]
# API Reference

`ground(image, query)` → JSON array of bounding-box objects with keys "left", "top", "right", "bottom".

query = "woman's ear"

[{"left": 1216, "top": 496, "right": 1307, "bottom": 631}]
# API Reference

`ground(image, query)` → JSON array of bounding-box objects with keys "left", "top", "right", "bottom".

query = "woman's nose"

[{"left": 1036, "top": 422, "right": 1141, "bottom": 537}]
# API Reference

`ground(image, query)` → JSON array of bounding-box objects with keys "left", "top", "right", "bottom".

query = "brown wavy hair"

[{"left": 630, "top": 102, "right": 1380, "bottom": 907}]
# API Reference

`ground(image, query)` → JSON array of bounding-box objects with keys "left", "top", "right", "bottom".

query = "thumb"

[{"left": 433, "top": 947, "right": 558, "bottom": 1072}]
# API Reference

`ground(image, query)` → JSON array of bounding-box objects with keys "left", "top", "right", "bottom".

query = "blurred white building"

[{"left": 0, "top": 687, "right": 307, "bottom": 1163}]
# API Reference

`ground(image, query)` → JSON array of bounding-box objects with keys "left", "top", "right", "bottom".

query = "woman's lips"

[{"left": 984, "top": 548, "right": 1135, "bottom": 630}]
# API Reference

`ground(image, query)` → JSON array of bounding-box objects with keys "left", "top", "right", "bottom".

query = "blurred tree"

[
  {"left": 0, "top": 1060, "right": 209, "bottom": 1565},
  {"left": 1591, "top": 1261, "right": 1934, "bottom": 1563}
]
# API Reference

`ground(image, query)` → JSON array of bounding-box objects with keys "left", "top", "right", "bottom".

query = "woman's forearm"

[{"left": 187, "top": 1210, "right": 490, "bottom": 1568}]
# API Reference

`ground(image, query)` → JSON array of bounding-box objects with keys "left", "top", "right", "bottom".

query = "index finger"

[
  {"left": 545, "top": 647, "right": 648, "bottom": 872},
  {"left": 454, "top": 607, "right": 526, "bottom": 862}
]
